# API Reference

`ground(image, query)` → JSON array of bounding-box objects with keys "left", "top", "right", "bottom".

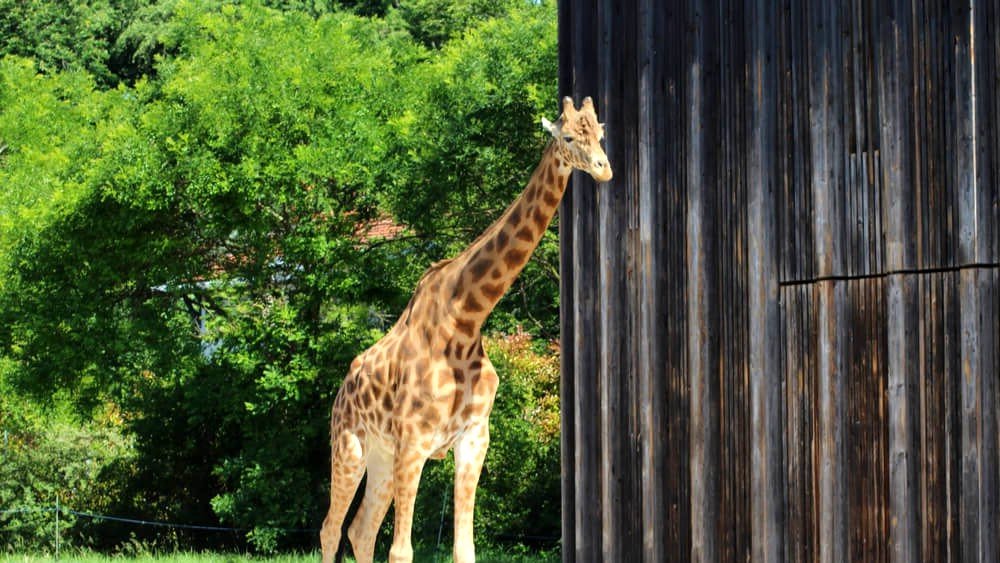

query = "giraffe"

[{"left": 320, "top": 96, "right": 611, "bottom": 563}]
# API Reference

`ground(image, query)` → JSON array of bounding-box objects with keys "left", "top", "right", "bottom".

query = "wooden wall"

[{"left": 557, "top": 1, "right": 999, "bottom": 561}]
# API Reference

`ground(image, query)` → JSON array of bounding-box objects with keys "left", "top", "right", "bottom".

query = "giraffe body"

[{"left": 320, "top": 97, "right": 611, "bottom": 563}]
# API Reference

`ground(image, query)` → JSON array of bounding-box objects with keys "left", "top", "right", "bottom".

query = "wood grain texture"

[{"left": 558, "top": 1, "right": 999, "bottom": 561}]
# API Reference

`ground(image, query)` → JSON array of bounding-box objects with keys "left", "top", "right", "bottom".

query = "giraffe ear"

[{"left": 541, "top": 117, "right": 559, "bottom": 137}]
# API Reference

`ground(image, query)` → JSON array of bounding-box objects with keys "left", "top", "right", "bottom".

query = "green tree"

[
  {"left": 390, "top": 0, "right": 524, "bottom": 49},
  {"left": 381, "top": 0, "right": 560, "bottom": 336},
  {"left": 0, "top": 0, "right": 146, "bottom": 87}
]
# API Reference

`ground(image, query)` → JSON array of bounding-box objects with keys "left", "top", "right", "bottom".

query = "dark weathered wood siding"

[{"left": 557, "top": 1, "right": 1000, "bottom": 561}]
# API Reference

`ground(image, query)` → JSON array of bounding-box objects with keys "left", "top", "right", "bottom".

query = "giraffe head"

[{"left": 541, "top": 96, "right": 612, "bottom": 183}]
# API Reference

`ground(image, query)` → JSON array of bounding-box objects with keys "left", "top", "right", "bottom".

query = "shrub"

[
  {"left": 0, "top": 389, "right": 135, "bottom": 553},
  {"left": 412, "top": 330, "right": 561, "bottom": 551}
]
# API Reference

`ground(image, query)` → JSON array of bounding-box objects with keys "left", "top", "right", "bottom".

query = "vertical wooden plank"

[
  {"left": 556, "top": 1, "right": 577, "bottom": 559},
  {"left": 972, "top": 0, "right": 998, "bottom": 267},
  {"left": 596, "top": 189, "right": 623, "bottom": 559},
  {"left": 614, "top": 0, "right": 646, "bottom": 556},
  {"left": 942, "top": 272, "right": 962, "bottom": 561},
  {"left": 954, "top": 2, "right": 999, "bottom": 561},
  {"left": 686, "top": 0, "right": 719, "bottom": 561},
  {"left": 566, "top": 1, "right": 602, "bottom": 561},
  {"left": 662, "top": 4, "right": 692, "bottom": 559},
  {"left": 815, "top": 281, "right": 847, "bottom": 563},
  {"left": 923, "top": 271, "right": 958, "bottom": 563},
  {"left": 807, "top": 1, "right": 848, "bottom": 561},
  {"left": 748, "top": 0, "right": 785, "bottom": 561},
  {"left": 885, "top": 270, "right": 921, "bottom": 563},
  {"left": 719, "top": 3, "right": 752, "bottom": 557},
  {"left": 877, "top": 0, "right": 922, "bottom": 560},
  {"left": 878, "top": 0, "right": 917, "bottom": 275},
  {"left": 845, "top": 277, "right": 890, "bottom": 562},
  {"left": 976, "top": 268, "right": 998, "bottom": 563},
  {"left": 595, "top": 0, "right": 623, "bottom": 559},
  {"left": 569, "top": 152, "right": 601, "bottom": 563},
  {"left": 958, "top": 267, "right": 999, "bottom": 563},
  {"left": 781, "top": 286, "right": 805, "bottom": 563},
  {"left": 952, "top": 1, "right": 976, "bottom": 269},
  {"left": 987, "top": 269, "right": 1000, "bottom": 563},
  {"left": 569, "top": 162, "right": 601, "bottom": 563},
  {"left": 636, "top": 0, "right": 666, "bottom": 559}
]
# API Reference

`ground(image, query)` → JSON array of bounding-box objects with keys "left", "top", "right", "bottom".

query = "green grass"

[
  {"left": 1, "top": 555, "right": 312, "bottom": 563},
  {"left": 0, "top": 556, "right": 310, "bottom": 563},
  {"left": 0, "top": 547, "right": 559, "bottom": 563}
]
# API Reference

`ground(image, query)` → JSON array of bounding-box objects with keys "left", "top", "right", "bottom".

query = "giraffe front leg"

[
  {"left": 389, "top": 445, "right": 428, "bottom": 563},
  {"left": 453, "top": 421, "right": 490, "bottom": 563}
]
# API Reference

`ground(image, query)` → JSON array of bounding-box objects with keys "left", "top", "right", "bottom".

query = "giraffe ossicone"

[{"left": 320, "top": 96, "right": 611, "bottom": 563}]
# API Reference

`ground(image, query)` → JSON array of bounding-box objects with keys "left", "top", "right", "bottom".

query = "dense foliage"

[{"left": 0, "top": 0, "right": 560, "bottom": 555}]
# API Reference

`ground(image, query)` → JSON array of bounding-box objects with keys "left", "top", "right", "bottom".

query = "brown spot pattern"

[
  {"left": 532, "top": 207, "right": 548, "bottom": 232},
  {"left": 481, "top": 282, "right": 503, "bottom": 300},
  {"left": 469, "top": 259, "right": 492, "bottom": 283},
  {"left": 504, "top": 248, "right": 527, "bottom": 267},
  {"left": 463, "top": 293, "right": 484, "bottom": 313},
  {"left": 526, "top": 183, "right": 538, "bottom": 202},
  {"left": 455, "top": 318, "right": 475, "bottom": 336},
  {"left": 516, "top": 226, "right": 534, "bottom": 242},
  {"left": 510, "top": 206, "right": 522, "bottom": 226}
]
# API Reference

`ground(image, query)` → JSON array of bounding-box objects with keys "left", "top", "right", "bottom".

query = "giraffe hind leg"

[
  {"left": 348, "top": 445, "right": 394, "bottom": 563},
  {"left": 320, "top": 429, "right": 365, "bottom": 563}
]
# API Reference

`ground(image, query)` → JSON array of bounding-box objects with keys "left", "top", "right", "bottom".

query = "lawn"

[
  {"left": 1, "top": 556, "right": 312, "bottom": 563},
  {"left": 0, "top": 547, "right": 559, "bottom": 563}
]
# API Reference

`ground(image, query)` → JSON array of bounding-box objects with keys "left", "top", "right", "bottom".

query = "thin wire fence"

[
  {"left": 1, "top": 505, "right": 559, "bottom": 554},
  {"left": 1, "top": 504, "right": 315, "bottom": 559},
  {"left": 1, "top": 506, "right": 318, "bottom": 533}
]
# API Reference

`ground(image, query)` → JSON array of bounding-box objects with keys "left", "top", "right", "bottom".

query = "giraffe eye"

[{"left": 562, "top": 135, "right": 574, "bottom": 144}]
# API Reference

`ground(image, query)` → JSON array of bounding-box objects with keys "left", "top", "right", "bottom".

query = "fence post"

[{"left": 55, "top": 495, "right": 60, "bottom": 561}]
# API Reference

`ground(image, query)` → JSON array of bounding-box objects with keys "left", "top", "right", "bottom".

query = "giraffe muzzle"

[{"left": 591, "top": 159, "right": 613, "bottom": 183}]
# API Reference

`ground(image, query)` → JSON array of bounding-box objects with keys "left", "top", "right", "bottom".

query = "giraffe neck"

[{"left": 448, "top": 141, "right": 571, "bottom": 335}]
